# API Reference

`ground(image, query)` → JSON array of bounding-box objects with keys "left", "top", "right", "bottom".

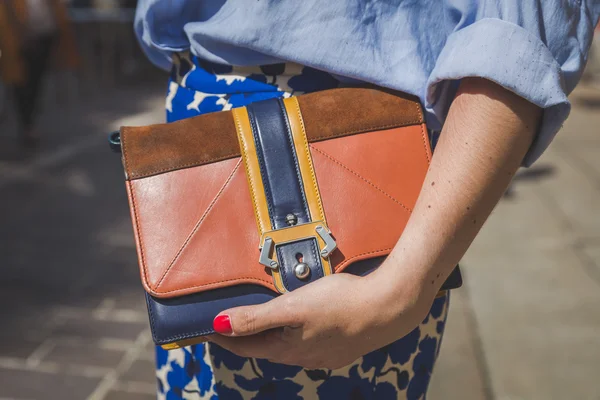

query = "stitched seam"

[
  {"left": 127, "top": 123, "right": 425, "bottom": 180},
  {"left": 310, "top": 238, "right": 323, "bottom": 279},
  {"left": 414, "top": 102, "right": 431, "bottom": 164},
  {"left": 277, "top": 245, "right": 290, "bottom": 291},
  {"left": 153, "top": 276, "right": 274, "bottom": 295},
  {"left": 126, "top": 120, "right": 425, "bottom": 180},
  {"left": 122, "top": 128, "right": 131, "bottom": 179},
  {"left": 293, "top": 97, "right": 326, "bottom": 221},
  {"left": 158, "top": 329, "right": 215, "bottom": 344},
  {"left": 420, "top": 122, "right": 430, "bottom": 164},
  {"left": 248, "top": 106, "right": 276, "bottom": 228},
  {"left": 334, "top": 248, "right": 393, "bottom": 272},
  {"left": 129, "top": 153, "right": 239, "bottom": 180},
  {"left": 145, "top": 294, "right": 159, "bottom": 342},
  {"left": 155, "top": 161, "right": 241, "bottom": 290},
  {"left": 279, "top": 98, "right": 311, "bottom": 224},
  {"left": 310, "top": 147, "right": 413, "bottom": 213},
  {"left": 128, "top": 180, "right": 153, "bottom": 293},
  {"left": 310, "top": 119, "right": 421, "bottom": 142},
  {"left": 234, "top": 110, "right": 265, "bottom": 234}
]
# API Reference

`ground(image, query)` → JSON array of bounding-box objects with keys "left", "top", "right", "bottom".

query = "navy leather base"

[
  {"left": 146, "top": 258, "right": 462, "bottom": 345},
  {"left": 146, "top": 285, "right": 278, "bottom": 345}
]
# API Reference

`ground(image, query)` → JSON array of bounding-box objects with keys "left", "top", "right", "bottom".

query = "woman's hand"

[{"left": 208, "top": 269, "right": 435, "bottom": 370}]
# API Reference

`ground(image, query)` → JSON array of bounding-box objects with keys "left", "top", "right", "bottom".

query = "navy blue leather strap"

[
  {"left": 246, "top": 99, "right": 310, "bottom": 229},
  {"left": 246, "top": 98, "right": 324, "bottom": 291},
  {"left": 276, "top": 238, "right": 323, "bottom": 291}
]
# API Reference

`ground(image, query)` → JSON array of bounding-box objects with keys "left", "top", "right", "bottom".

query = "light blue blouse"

[{"left": 134, "top": 0, "right": 600, "bottom": 166}]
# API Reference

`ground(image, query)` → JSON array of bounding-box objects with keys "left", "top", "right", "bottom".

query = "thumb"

[{"left": 213, "top": 298, "right": 294, "bottom": 337}]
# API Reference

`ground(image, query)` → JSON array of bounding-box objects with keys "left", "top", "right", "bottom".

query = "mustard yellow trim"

[
  {"left": 260, "top": 221, "right": 325, "bottom": 245},
  {"left": 232, "top": 108, "right": 271, "bottom": 236},
  {"left": 161, "top": 336, "right": 208, "bottom": 350},
  {"left": 282, "top": 97, "right": 332, "bottom": 277},
  {"left": 283, "top": 97, "right": 327, "bottom": 224},
  {"left": 232, "top": 107, "right": 287, "bottom": 293}
]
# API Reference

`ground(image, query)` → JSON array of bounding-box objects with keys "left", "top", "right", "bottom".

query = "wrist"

[
  {"left": 376, "top": 253, "right": 435, "bottom": 296},
  {"left": 362, "top": 258, "right": 435, "bottom": 324}
]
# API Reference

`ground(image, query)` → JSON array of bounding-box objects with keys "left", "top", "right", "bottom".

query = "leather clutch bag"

[{"left": 112, "top": 87, "right": 462, "bottom": 350}]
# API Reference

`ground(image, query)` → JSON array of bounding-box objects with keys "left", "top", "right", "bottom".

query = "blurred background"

[{"left": 0, "top": 1, "right": 599, "bottom": 399}]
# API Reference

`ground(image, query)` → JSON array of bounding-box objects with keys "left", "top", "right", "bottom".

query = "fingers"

[
  {"left": 208, "top": 330, "right": 287, "bottom": 360},
  {"left": 213, "top": 297, "right": 300, "bottom": 337},
  {"left": 208, "top": 330, "right": 349, "bottom": 370}
]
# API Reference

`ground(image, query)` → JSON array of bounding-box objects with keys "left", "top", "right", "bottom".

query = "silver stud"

[
  {"left": 294, "top": 262, "right": 310, "bottom": 279},
  {"left": 285, "top": 214, "right": 298, "bottom": 226}
]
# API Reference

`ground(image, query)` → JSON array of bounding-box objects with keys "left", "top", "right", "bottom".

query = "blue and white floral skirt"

[{"left": 155, "top": 51, "right": 450, "bottom": 400}]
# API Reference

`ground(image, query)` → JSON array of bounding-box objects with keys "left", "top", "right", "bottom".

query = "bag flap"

[{"left": 120, "top": 88, "right": 431, "bottom": 298}]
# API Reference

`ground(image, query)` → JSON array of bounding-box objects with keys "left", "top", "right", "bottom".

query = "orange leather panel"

[
  {"left": 127, "top": 158, "right": 240, "bottom": 284},
  {"left": 310, "top": 124, "right": 431, "bottom": 215},
  {"left": 309, "top": 125, "right": 430, "bottom": 272},
  {"left": 127, "top": 124, "right": 431, "bottom": 298},
  {"left": 128, "top": 158, "right": 276, "bottom": 297}
]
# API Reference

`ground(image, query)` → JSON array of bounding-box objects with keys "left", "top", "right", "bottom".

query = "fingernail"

[{"left": 213, "top": 315, "right": 232, "bottom": 335}]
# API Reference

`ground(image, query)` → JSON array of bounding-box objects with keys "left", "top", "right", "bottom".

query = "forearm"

[{"left": 374, "top": 77, "right": 542, "bottom": 303}]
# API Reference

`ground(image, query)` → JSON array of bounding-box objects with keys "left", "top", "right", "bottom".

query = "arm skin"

[{"left": 208, "top": 77, "right": 543, "bottom": 369}]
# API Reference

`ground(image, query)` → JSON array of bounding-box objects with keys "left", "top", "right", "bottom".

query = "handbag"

[{"left": 110, "top": 87, "right": 463, "bottom": 350}]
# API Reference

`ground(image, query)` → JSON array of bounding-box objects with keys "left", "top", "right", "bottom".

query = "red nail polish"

[{"left": 213, "top": 315, "right": 232, "bottom": 335}]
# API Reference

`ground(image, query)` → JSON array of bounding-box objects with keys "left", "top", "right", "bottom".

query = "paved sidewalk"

[{"left": 0, "top": 80, "right": 599, "bottom": 399}]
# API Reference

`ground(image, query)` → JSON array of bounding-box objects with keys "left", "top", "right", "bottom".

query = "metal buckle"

[{"left": 258, "top": 221, "right": 337, "bottom": 270}]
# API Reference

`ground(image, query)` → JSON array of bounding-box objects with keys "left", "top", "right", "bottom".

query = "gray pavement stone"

[
  {"left": 52, "top": 317, "right": 147, "bottom": 342},
  {"left": 0, "top": 368, "right": 100, "bottom": 399},
  {"left": 43, "top": 344, "right": 126, "bottom": 369},
  {"left": 144, "top": 341, "right": 158, "bottom": 355},
  {"left": 104, "top": 390, "right": 155, "bottom": 400},
  {"left": 580, "top": 243, "right": 600, "bottom": 284},
  {"left": 534, "top": 146, "right": 600, "bottom": 240},
  {"left": 119, "top": 359, "right": 156, "bottom": 384},
  {"left": 0, "top": 337, "right": 44, "bottom": 360},
  {"left": 570, "top": 152, "right": 600, "bottom": 209}
]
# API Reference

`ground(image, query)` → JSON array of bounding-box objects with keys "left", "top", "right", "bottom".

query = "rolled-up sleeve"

[
  {"left": 426, "top": 2, "right": 600, "bottom": 167},
  {"left": 134, "top": 0, "right": 202, "bottom": 71}
]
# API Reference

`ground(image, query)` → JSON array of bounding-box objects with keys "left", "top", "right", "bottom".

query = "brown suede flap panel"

[{"left": 121, "top": 88, "right": 423, "bottom": 180}]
